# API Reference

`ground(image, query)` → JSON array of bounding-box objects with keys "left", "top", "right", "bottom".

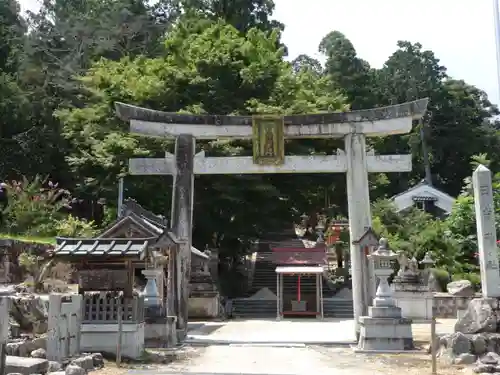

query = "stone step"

[
  {"left": 230, "top": 298, "right": 354, "bottom": 319},
  {"left": 323, "top": 299, "right": 354, "bottom": 318}
]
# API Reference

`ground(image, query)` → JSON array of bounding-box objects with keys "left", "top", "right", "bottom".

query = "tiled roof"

[{"left": 53, "top": 237, "right": 156, "bottom": 256}]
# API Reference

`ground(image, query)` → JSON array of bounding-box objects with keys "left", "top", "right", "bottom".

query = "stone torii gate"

[{"left": 115, "top": 98, "right": 429, "bottom": 338}]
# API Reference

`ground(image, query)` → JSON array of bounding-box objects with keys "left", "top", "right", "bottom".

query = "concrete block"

[{"left": 5, "top": 356, "right": 49, "bottom": 375}]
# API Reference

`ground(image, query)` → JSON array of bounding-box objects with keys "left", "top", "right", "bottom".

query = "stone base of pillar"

[
  {"left": 144, "top": 316, "right": 177, "bottom": 348},
  {"left": 357, "top": 305, "right": 414, "bottom": 352}
]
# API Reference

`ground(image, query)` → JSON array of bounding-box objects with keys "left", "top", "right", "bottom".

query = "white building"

[{"left": 392, "top": 180, "right": 456, "bottom": 215}]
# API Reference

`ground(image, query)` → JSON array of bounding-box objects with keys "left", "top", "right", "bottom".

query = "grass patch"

[{"left": 0, "top": 233, "right": 56, "bottom": 245}]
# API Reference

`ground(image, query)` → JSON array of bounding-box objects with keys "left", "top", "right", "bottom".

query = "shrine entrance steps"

[{"left": 231, "top": 298, "right": 353, "bottom": 319}]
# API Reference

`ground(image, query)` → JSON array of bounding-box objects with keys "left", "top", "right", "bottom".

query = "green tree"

[
  {"left": 181, "top": 0, "right": 283, "bottom": 34},
  {"left": 319, "top": 31, "right": 376, "bottom": 110},
  {"left": 58, "top": 17, "right": 347, "bottom": 263}
]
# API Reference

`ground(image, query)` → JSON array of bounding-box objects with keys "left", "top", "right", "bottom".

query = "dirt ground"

[{"left": 92, "top": 319, "right": 464, "bottom": 375}]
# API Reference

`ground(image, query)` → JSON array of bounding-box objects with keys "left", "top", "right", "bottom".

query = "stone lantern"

[
  {"left": 370, "top": 238, "right": 398, "bottom": 308},
  {"left": 420, "top": 251, "right": 435, "bottom": 290},
  {"left": 357, "top": 238, "right": 414, "bottom": 352},
  {"left": 142, "top": 269, "right": 163, "bottom": 317},
  {"left": 420, "top": 251, "right": 435, "bottom": 269},
  {"left": 315, "top": 216, "right": 326, "bottom": 243}
]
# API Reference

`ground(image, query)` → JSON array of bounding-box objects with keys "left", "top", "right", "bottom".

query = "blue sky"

[{"left": 19, "top": 0, "right": 499, "bottom": 105}]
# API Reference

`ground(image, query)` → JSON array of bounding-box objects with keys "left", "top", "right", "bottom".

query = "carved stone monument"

[
  {"left": 472, "top": 165, "right": 500, "bottom": 297},
  {"left": 357, "top": 238, "right": 414, "bottom": 351},
  {"left": 455, "top": 165, "right": 500, "bottom": 334}
]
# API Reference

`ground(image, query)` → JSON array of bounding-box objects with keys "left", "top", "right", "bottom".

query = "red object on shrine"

[
  {"left": 326, "top": 224, "right": 348, "bottom": 246},
  {"left": 297, "top": 275, "right": 301, "bottom": 301}
]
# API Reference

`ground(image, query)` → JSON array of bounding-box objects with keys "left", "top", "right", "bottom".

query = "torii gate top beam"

[{"left": 115, "top": 98, "right": 429, "bottom": 140}]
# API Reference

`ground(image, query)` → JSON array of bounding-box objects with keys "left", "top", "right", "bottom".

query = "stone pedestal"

[
  {"left": 188, "top": 257, "right": 220, "bottom": 319},
  {"left": 189, "top": 272, "right": 220, "bottom": 319},
  {"left": 357, "top": 238, "right": 414, "bottom": 352},
  {"left": 358, "top": 306, "right": 414, "bottom": 351},
  {"left": 392, "top": 283, "right": 433, "bottom": 320},
  {"left": 144, "top": 316, "right": 177, "bottom": 348},
  {"left": 392, "top": 259, "right": 433, "bottom": 321}
]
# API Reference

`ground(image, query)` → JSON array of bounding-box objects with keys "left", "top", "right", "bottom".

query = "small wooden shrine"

[{"left": 51, "top": 199, "right": 210, "bottom": 299}]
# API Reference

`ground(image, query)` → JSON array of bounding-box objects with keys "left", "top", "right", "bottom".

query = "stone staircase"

[
  {"left": 323, "top": 298, "right": 354, "bottom": 318},
  {"left": 231, "top": 249, "right": 354, "bottom": 319}
]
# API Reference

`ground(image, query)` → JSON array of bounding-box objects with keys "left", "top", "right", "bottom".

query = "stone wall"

[{"left": 434, "top": 293, "right": 479, "bottom": 318}]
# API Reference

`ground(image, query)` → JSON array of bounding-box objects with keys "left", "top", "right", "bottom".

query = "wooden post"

[
  {"left": 276, "top": 272, "right": 279, "bottom": 319},
  {"left": 0, "top": 297, "right": 10, "bottom": 375},
  {"left": 319, "top": 274, "right": 324, "bottom": 320},
  {"left": 116, "top": 304, "right": 123, "bottom": 366},
  {"left": 431, "top": 304, "right": 437, "bottom": 375},
  {"left": 170, "top": 134, "right": 195, "bottom": 339}
]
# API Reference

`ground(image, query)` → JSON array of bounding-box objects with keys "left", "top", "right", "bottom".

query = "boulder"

[
  {"left": 455, "top": 298, "right": 497, "bottom": 334},
  {"left": 479, "top": 352, "right": 500, "bottom": 365},
  {"left": 47, "top": 361, "right": 62, "bottom": 372},
  {"left": 91, "top": 353, "right": 104, "bottom": 368},
  {"left": 71, "top": 356, "right": 94, "bottom": 371},
  {"left": 5, "top": 356, "right": 48, "bottom": 375},
  {"left": 472, "top": 334, "right": 488, "bottom": 355},
  {"left": 9, "top": 294, "right": 48, "bottom": 333},
  {"left": 453, "top": 353, "right": 476, "bottom": 365},
  {"left": 65, "top": 365, "right": 85, "bottom": 375},
  {"left": 473, "top": 364, "right": 496, "bottom": 373},
  {"left": 449, "top": 332, "right": 472, "bottom": 355},
  {"left": 447, "top": 280, "right": 474, "bottom": 297},
  {"left": 30, "top": 349, "right": 46, "bottom": 359}
]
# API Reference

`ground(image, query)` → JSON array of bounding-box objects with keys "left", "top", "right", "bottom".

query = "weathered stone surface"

[
  {"left": 447, "top": 280, "right": 475, "bottom": 297},
  {"left": 449, "top": 332, "right": 472, "bottom": 355},
  {"left": 48, "top": 372, "right": 65, "bottom": 375},
  {"left": 65, "top": 364, "right": 85, "bottom": 375},
  {"left": 91, "top": 353, "right": 104, "bottom": 368},
  {"left": 30, "top": 348, "right": 46, "bottom": 359},
  {"left": 473, "top": 364, "right": 496, "bottom": 373},
  {"left": 7, "top": 335, "right": 47, "bottom": 357},
  {"left": 472, "top": 334, "right": 488, "bottom": 355},
  {"left": 47, "top": 361, "right": 62, "bottom": 372},
  {"left": 71, "top": 356, "right": 94, "bottom": 371},
  {"left": 480, "top": 352, "right": 500, "bottom": 365},
  {"left": 5, "top": 356, "right": 49, "bottom": 375},
  {"left": 453, "top": 353, "right": 476, "bottom": 365},
  {"left": 455, "top": 298, "right": 497, "bottom": 334},
  {"left": 9, "top": 294, "right": 48, "bottom": 333}
]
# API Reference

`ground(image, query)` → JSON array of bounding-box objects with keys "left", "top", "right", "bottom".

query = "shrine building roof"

[{"left": 53, "top": 237, "right": 156, "bottom": 257}]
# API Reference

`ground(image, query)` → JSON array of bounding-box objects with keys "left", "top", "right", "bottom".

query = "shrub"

[
  {"left": 55, "top": 215, "right": 98, "bottom": 237},
  {"left": 1, "top": 176, "right": 98, "bottom": 238},
  {"left": 431, "top": 268, "right": 451, "bottom": 292},
  {"left": 1, "top": 176, "right": 69, "bottom": 236}
]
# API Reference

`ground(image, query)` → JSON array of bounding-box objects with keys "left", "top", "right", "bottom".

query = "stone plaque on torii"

[{"left": 115, "top": 98, "right": 429, "bottom": 338}]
